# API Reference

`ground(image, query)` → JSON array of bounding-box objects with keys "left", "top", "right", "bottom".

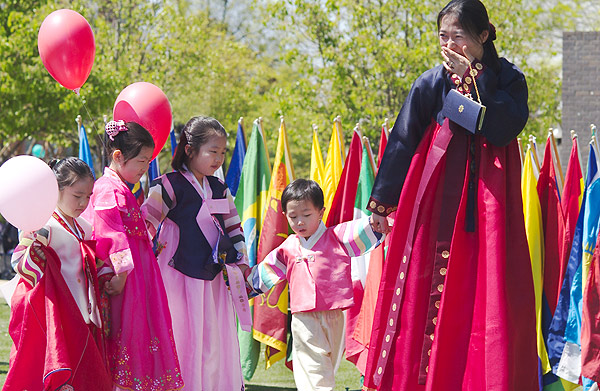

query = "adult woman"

[{"left": 363, "top": 1, "right": 538, "bottom": 390}]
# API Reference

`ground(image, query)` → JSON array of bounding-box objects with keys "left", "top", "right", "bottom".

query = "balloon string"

[{"left": 79, "top": 95, "right": 109, "bottom": 167}]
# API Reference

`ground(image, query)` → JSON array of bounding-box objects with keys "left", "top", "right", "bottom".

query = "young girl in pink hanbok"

[
  {"left": 89, "top": 120, "right": 183, "bottom": 391},
  {"left": 142, "top": 116, "right": 250, "bottom": 391}
]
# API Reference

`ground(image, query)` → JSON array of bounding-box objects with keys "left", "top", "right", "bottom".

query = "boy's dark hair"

[
  {"left": 105, "top": 121, "right": 155, "bottom": 163},
  {"left": 281, "top": 179, "right": 324, "bottom": 213},
  {"left": 48, "top": 157, "right": 94, "bottom": 190},
  {"left": 172, "top": 116, "right": 227, "bottom": 171}
]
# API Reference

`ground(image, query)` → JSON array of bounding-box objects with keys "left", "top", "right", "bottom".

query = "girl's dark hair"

[
  {"left": 437, "top": 0, "right": 501, "bottom": 73},
  {"left": 281, "top": 179, "right": 324, "bottom": 213},
  {"left": 104, "top": 121, "right": 155, "bottom": 163},
  {"left": 172, "top": 116, "right": 227, "bottom": 171},
  {"left": 48, "top": 157, "right": 95, "bottom": 190}
]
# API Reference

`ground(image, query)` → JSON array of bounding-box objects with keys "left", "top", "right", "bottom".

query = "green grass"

[
  {"left": 0, "top": 299, "right": 11, "bottom": 385},
  {"left": 246, "top": 348, "right": 363, "bottom": 391},
  {"left": 0, "top": 296, "right": 363, "bottom": 390}
]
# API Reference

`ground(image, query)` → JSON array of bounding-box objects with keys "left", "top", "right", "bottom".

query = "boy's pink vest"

[{"left": 283, "top": 230, "right": 354, "bottom": 314}]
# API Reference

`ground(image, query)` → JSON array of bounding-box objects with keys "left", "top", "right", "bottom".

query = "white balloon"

[{"left": 0, "top": 156, "right": 58, "bottom": 232}]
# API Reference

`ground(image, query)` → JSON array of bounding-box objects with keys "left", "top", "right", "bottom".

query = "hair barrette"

[{"left": 105, "top": 120, "right": 128, "bottom": 141}]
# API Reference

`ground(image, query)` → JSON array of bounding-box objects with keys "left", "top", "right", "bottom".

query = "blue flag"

[
  {"left": 170, "top": 128, "right": 177, "bottom": 157},
  {"left": 225, "top": 122, "right": 246, "bottom": 196},
  {"left": 148, "top": 158, "right": 160, "bottom": 182},
  {"left": 548, "top": 143, "right": 598, "bottom": 384},
  {"left": 78, "top": 124, "right": 95, "bottom": 178}
]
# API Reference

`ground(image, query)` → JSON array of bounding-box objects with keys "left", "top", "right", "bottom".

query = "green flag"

[
  {"left": 355, "top": 138, "right": 375, "bottom": 216},
  {"left": 234, "top": 120, "right": 271, "bottom": 380}
]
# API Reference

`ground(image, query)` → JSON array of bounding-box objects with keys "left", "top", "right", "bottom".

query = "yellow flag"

[
  {"left": 521, "top": 145, "right": 551, "bottom": 374},
  {"left": 310, "top": 127, "right": 325, "bottom": 186},
  {"left": 323, "top": 118, "right": 345, "bottom": 222}
]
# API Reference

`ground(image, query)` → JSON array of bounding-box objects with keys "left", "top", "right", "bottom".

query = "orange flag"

[{"left": 253, "top": 118, "right": 295, "bottom": 369}]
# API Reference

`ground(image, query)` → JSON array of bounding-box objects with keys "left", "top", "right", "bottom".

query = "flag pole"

[
  {"left": 76, "top": 115, "right": 82, "bottom": 130},
  {"left": 571, "top": 130, "right": 584, "bottom": 177},
  {"left": 549, "top": 128, "right": 564, "bottom": 184},
  {"left": 334, "top": 116, "right": 345, "bottom": 165},
  {"left": 258, "top": 117, "right": 271, "bottom": 169},
  {"left": 517, "top": 137, "right": 524, "bottom": 169},
  {"left": 363, "top": 136, "right": 377, "bottom": 174},
  {"left": 76, "top": 114, "right": 83, "bottom": 168},
  {"left": 383, "top": 118, "right": 390, "bottom": 138},
  {"left": 238, "top": 117, "right": 246, "bottom": 144},
  {"left": 529, "top": 136, "right": 541, "bottom": 173},
  {"left": 591, "top": 124, "right": 599, "bottom": 154}
]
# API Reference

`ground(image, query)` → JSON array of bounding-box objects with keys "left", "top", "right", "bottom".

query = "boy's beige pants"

[{"left": 291, "top": 309, "right": 346, "bottom": 391}]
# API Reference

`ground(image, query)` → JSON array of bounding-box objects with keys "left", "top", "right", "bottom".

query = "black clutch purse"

[{"left": 442, "top": 67, "right": 486, "bottom": 134}]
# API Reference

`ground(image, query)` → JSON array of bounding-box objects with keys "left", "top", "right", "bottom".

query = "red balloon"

[
  {"left": 113, "top": 82, "right": 172, "bottom": 160},
  {"left": 38, "top": 9, "right": 95, "bottom": 92}
]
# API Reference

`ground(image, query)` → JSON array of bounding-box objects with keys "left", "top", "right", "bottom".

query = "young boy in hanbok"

[{"left": 245, "top": 178, "right": 384, "bottom": 391}]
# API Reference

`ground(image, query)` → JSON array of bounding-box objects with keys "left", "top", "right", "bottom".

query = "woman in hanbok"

[{"left": 364, "top": 1, "right": 538, "bottom": 390}]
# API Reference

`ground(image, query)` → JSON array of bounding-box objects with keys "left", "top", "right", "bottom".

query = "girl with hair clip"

[
  {"left": 88, "top": 120, "right": 183, "bottom": 391},
  {"left": 364, "top": 0, "right": 538, "bottom": 390},
  {"left": 142, "top": 116, "right": 250, "bottom": 391},
  {"left": 5, "top": 157, "right": 113, "bottom": 391}
]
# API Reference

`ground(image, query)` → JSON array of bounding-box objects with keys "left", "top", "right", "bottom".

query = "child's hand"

[
  {"left": 370, "top": 214, "right": 391, "bottom": 234},
  {"left": 237, "top": 264, "right": 250, "bottom": 280},
  {"left": 105, "top": 272, "right": 127, "bottom": 295}
]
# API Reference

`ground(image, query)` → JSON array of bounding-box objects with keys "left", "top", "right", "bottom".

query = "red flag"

[
  {"left": 323, "top": 130, "right": 367, "bottom": 368},
  {"left": 376, "top": 123, "right": 389, "bottom": 173},
  {"left": 537, "top": 137, "right": 565, "bottom": 313},
  {"left": 352, "top": 124, "right": 390, "bottom": 373},
  {"left": 325, "top": 130, "right": 363, "bottom": 227},
  {"left": 582, "top": 231, "right": 600, "bottom": 382},
  {"left": 560, "top": 136, "right": 583, "bottom": 289}
]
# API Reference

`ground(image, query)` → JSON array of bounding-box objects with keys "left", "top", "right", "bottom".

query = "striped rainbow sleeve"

[
  {"left": 246, "top": 247, "right": 287, "bottom": 297},
  {"left": 12, "top": 229, "right": 49, "bottom": 287},
  {"left": 142, "top": 176, "right": 175, "bottom": 237},
  {"left": 333, "top": 216, "right": 384, "bottom": 257},
  {"left": 223, "top": 189, "right": 248, "bottom": 265}
]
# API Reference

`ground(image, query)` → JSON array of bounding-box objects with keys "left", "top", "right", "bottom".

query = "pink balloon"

[
  {"left": 0, "top": 156, "right": 59, "bottom": 232},
  {"left": 38, "top": 9, "right": 95, "bottom": 92},
  {"left": 113, "top": 82, "right": 172, "bottom": 160}
]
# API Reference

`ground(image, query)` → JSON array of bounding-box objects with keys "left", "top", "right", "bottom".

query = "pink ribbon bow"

[{"left": 105, "top": 120, "right": 128, "bottom": 141}]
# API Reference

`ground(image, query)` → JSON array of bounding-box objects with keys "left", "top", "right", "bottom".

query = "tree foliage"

[
  {"left": 257, "top": 0, "right": 581, "bottom": 150},
  {"left": 0, "top": 0, "right": 591, "bottom": 176},
  {"left": 0, "top": 0, "right": 273, "bottom": 172}
]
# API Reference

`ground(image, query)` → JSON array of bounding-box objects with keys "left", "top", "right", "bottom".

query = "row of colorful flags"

[
  {"left": 227, "top": 116, "right": 392, "bottom": 379},
  {"left": 75, "top": 111, "right": 600, "bottom": 389},
  {"left": 522, "top": 128, "right": 600, "bottom": 391}
]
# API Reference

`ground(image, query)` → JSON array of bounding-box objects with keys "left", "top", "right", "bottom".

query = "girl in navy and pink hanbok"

[{"left": 142, "top": 116, "right": 249, "bottom": 391}]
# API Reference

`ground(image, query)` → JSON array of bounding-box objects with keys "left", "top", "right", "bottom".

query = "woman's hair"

[
  {"left": 104, "top": 121, "right": 155, "bottom": 163},
  {"left": 281, "top": 179, "right": 325, "bottom": 213},
  {"left": 171, "top": 116, "right": 227, "bottom": 171},
  {"left": 48, "top": 157, "right": 94, "bottom": 190},
  {"left": 437, "top": 0, "right": 501, "bottom": 73}
]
